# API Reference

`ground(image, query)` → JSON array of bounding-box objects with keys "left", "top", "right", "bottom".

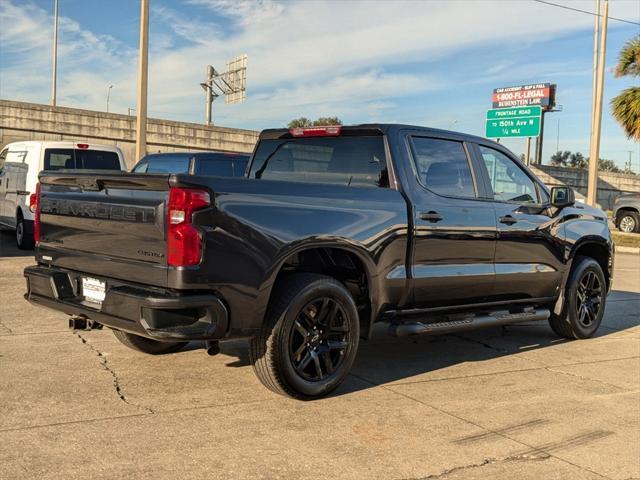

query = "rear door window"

[
  {"left": 142, "top": 154, "right": 191, "bottom": 173},
  {"left": 249, "top": 136, "right": 388, "bottom": 187},
  {"left": 195, "top": 154, "right": 250, "bottom": 177},
  {"left": 409, "top": 137, "right": 476, "bottom": 198},
  {"left": 44, "top": 149, "right": 121, "bottom": 170}
]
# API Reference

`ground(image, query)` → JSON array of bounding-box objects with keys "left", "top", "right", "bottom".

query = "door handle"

[
  {"left": 499, "top": 215, "right": 518, "bottom": 225},
  {"left": 420, "top": 211, "right": 442, "bottom": 222}
]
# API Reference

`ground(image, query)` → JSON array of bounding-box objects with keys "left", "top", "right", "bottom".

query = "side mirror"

[{"left": 550, "top": 186, "right": 575, "bottom": 208}]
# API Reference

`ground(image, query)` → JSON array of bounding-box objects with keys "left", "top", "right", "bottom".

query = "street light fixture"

[{"left": 106, "top": 85, "right": 114, "bottom": 113}]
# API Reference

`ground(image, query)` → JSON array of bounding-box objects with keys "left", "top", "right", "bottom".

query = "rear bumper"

[{"left": 24, "top": 265, "right": 228, "bottom": 341}]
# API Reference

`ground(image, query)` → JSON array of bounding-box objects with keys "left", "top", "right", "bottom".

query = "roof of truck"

[{"left": 259, "top": 124, "right": 497, "bottom": 146}]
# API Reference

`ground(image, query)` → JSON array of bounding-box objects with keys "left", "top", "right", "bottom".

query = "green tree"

[
  {"left": 550, "top": 150, "right": 571, "bottom": 167},
  {"left": 287, "top": 117, "right": 313, "bottom": 128},
  {"left": 287, "top": 116, "right": 342, "bottom": 128},
  {"left": 312, "top": 116, "right": 342, "bottom": 126},
  {"left": 569, "top": 152, "right": 587, "bottom": 169},
  {"left": 611, "top": 35, "right": 640, "bottom": 140},
  {"left": 598, "top": 158, "right": 621, "bottom": 173}
]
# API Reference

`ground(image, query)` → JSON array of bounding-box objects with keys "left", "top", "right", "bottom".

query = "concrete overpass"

[{"left": 0, "top": 99, "right": 259, "bottom": 168}]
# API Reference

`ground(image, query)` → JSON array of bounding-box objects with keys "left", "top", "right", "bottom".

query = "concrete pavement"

[{"left": 1, "top": 229, "right": 638, "bottom": 479}]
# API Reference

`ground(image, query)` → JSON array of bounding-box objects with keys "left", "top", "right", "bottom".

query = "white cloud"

[{"left": 1, "top": 0, "right": 639, "bottom": 129}]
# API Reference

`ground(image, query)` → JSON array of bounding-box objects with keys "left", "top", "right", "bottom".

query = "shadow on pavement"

[
  {"left": 208, "top": 289, "right": 640, "bottom": 396},
  {"left": 0, "top": 229, "right": 33, "bottom": 258}
]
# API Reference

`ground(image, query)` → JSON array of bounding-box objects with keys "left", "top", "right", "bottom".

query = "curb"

[{"left": 616, "top": 246, "right": 640, "bottom": 255}]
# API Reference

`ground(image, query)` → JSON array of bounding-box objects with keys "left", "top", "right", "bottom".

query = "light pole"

[
  {"left": 587, "top": 0, "right": 608, "bottom": 206},
  {"left": 106, "top": 85, "right": 113, "bottom": 113},
  {"left": 135, "top": 0, "right": 150, "bottom": 162},
  {"left": 51, "top": 0, "right": 58, "bottom": 106}
]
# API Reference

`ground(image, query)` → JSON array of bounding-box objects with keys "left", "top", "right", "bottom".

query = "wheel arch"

[
  {"left": 553, "top": 238, "right": 613, "bottom": 316},
  {"left": 262, "top": 241, "right": 380, "bottom": 339},
  {"left": 570, "top": 240, "right": 612, "bottom": 290}
]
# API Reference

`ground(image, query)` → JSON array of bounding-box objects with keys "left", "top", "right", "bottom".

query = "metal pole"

[
  {"left": 205, "top": 65, "right": 214, "bottom": 125},
  {"left": 106, "top": 85, "right": 113, "bottom": 113},
  {"left": 525, "top": 137, "right": 532, "bottom": 166},
  {"left": 587, "top": 0, "right": 608, "bottom": 206},
  {"left": 534, "top": 112, "right": 545, "bottom": 165},
  {"left": 135, "top": 0, "right": 149, "bottom": 162},
  {"left": 589, "top": 0, "right": 601, "bottom": 142},
  {"left": 51, "top": 0, "right": 58, "bottom": 106},
  {"left": 556, "top": 118, "right": 560, "bottom": 153}
]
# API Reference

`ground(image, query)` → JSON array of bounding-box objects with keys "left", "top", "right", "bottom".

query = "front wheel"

[
  {"left": 112, "top": 329, "right": 188, "bottom": 355},
  {"left": 250, "top": 273, "right": 360, "bottom": 400},
  {"left": 549, "top": 256, "right": 606, "bottom": 339}
]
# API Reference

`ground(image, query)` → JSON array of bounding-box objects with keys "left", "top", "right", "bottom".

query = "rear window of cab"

[{"left": 249, "top": 136, "right": 389, "bottom": 188}]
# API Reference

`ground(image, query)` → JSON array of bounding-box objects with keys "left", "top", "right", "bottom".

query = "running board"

[{"left": 388, "top": 308, "right": 550, "bottom": 337}]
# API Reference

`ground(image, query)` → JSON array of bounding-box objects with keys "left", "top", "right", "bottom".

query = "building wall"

[
  {"left": 0, "top": 99, "right": 259, "bottom": 169},
  {"left": 530, "top": 164, "right": 640, "bottom": 210}
]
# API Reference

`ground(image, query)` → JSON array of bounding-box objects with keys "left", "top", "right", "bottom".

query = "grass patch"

[{"left": 612, "top": 230, "right": 640, "bottom": 249}]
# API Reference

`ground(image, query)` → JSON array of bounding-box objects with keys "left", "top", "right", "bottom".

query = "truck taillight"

[
  {"left": 289, "top": 126, "right": 341, "bottom": 137},
  {"left": 33, "top": 183, "right": 41, "bottom": 244},
  {"left": 167, "top": 187, "right": 210, "bottom": 267}
]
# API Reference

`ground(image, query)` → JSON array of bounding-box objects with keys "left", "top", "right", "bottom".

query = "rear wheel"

[
  {"left": 250, "top": 273, "right": 359, "bottom": 400},
  {"left": 549, "top": 256, "right": 606, "bottom": 339},
  {"left": 16, "top": 214, "right": 34, "bottom": 250},
  {"left": 617, "top": 211, "right": 639, "bottom": 233},
  {"left": 112, "top": 330, "right": 187, "bottom": 355}
]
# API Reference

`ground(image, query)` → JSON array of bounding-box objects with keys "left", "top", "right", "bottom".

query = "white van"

[{"left": 0, "top": 141, "right": 126, "bottom": 249}]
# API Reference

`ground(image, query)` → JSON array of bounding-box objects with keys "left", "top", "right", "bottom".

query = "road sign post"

[{"left": 485, "top": 106, "right": 542, "bottom": 139}]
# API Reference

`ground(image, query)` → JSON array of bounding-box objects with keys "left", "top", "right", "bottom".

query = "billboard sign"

[
  {"left": 492, "top": 83, "right": 555, "bottom": 110},
  {"left": 485, "top": 106, "right": 542, "bottom": 138}
]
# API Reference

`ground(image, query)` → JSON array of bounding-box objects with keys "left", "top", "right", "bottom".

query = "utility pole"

[
  {"left": 205, "top": 65, "right": 214, "bottom": 125},
  {"left": 106, "top": 85, "right": 113, "bottom": 113},
  {"left": 587, "top": 0, "right": 608, "bottom": 206},
  {"left": 135, "top": 0, "right": 149, "bottom": 162},
  {"left": 51, "top": 0, "right": 58, "bottom": 106}
]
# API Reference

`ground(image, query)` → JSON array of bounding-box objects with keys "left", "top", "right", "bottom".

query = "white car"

[{"left": 0, "top": 141, "right": 126, "bottom": 249}]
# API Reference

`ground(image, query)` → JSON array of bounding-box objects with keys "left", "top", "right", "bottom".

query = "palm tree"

[{"left": 611, "top": 35, "right": 640, "bottom": 140}]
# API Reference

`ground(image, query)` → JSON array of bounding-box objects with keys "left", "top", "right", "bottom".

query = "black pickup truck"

[{"left": 24, "top": 124, "right": 613, "bottom": 399}]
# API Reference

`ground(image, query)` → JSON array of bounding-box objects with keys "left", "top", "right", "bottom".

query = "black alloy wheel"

[
  {"left": 250, "top": 273, "right": 360, "bottom": 399},
  {"left": 575, "top": 270, "right": 603, "bottom": 328},
  {"left": 289, "top": 297, "right": 351, "bottom": 382},
  {"left": 548, "top": 256, "right": 607, "bottom": 339}
]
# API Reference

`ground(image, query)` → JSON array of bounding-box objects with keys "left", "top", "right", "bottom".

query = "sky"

[{"left": 0, "top": 0, "right": 639, "bottom": 170}]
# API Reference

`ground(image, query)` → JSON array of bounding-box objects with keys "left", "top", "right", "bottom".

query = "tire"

[
  {"left": 250, "top": 273, "right": 360, "bottom": 400},
  {"left": 549, "top": 256, "right": 607, "bottom": 339},
  {"left": 112, "top": 329, "right": 187, "bottom": 355},
  {"left": 16, "top": 214, "right": 35, "bottom": 250},
  {"left": 617, "top": 211, "right": 639, "bottom": 233}
]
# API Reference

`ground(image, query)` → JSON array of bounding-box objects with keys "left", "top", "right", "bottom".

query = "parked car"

[
  {"left": 613, "top": 193, "right": 640, "bottom": 233},
  {"left": 24, "top": 124, "right": 613, "bottom": 399},
  {"left": 131, "top": 151, "right": 250, "bottom": 177},
  {"left": 0, "top": 141, "right": 125, "bottom": 249}
]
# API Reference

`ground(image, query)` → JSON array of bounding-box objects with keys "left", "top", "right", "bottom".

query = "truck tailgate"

[{"left": 37, "top": 172, "right": 171, "bottom": 287}]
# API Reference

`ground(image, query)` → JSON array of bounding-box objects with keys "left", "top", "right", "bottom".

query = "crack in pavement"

[
  {"left": 399, "top": 452, "right": 551, "bottom": 480},
  {"left": 0, "top": 319, "right": 14, "bottom": 334},
  {"left": 350, "top": 372, "right": 611, "bottom": 480},
  {"left": 544, "top": 366, "right": 626, "bottom": 392},
  {"left": 74, "top": 332, "right": 155, "bottom": 414}
]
